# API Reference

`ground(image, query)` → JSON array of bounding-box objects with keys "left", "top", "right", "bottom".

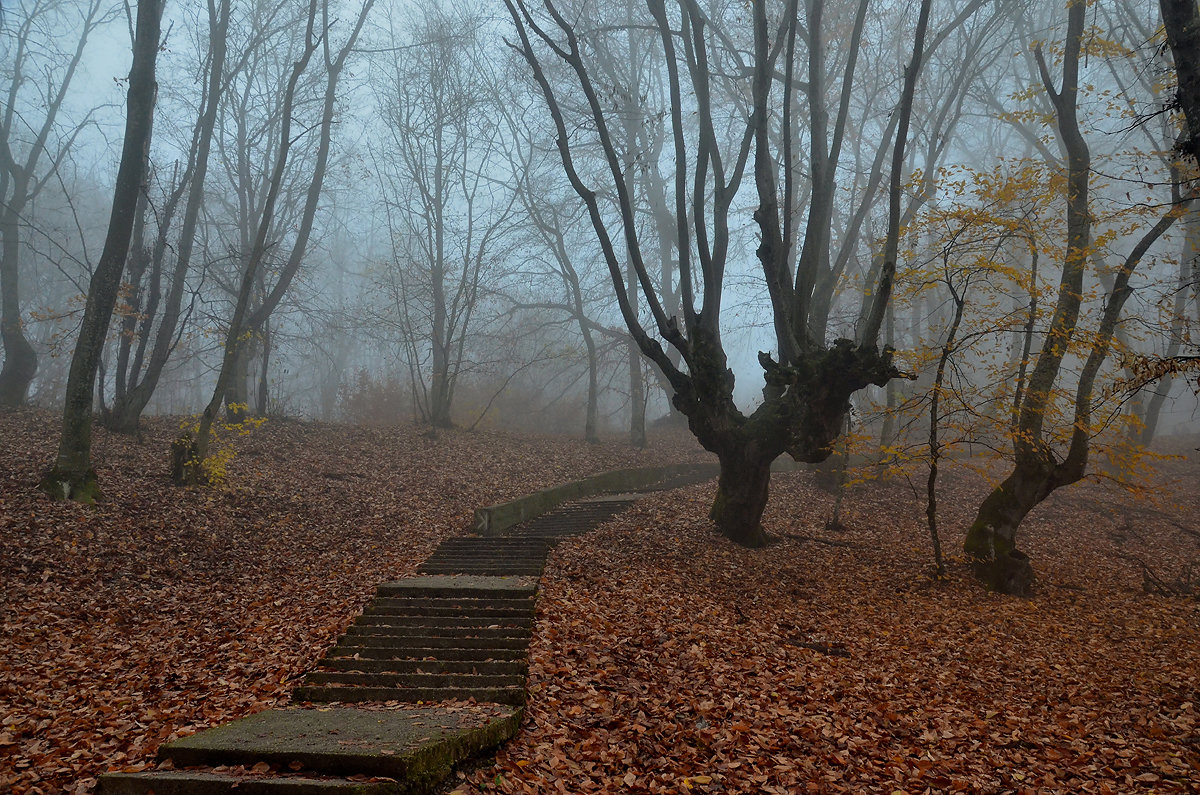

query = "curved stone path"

[{"left": 99, "top": 495, "right": 638, "bottom": 794}]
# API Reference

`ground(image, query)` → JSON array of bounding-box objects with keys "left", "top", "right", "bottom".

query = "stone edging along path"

[{"left": 98, "top": 465, "right": 714, "bottom": 794}]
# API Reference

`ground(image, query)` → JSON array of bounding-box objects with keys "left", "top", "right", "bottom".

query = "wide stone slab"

[
  {"left": 376, "top": 575, "right": 538, "bottom": 599},
  {"left": 160, "top": 705, "right": 522, "bottom": 784},
  {"left": 101, "top": 769, "right": 403, "bottom": 794}
]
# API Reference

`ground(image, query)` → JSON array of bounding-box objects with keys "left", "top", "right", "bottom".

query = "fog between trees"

[{"left": 3, "top": 0, "right": 1199, "bottom": 590}]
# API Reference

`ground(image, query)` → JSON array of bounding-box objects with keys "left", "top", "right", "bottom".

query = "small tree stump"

[{"left": 170, "top": 433, "right": 202, "bottom": 486}]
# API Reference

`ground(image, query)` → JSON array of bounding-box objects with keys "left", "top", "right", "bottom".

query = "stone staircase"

[
  {"left": 294, "top": 576, "right": 537, "bottom": 706},
  {"left": 417, "top": 538, "right": 551, "bottom": 576},
  {"left": 505, "top": 496, "right": 634, "bottom": 540},
  {"left": 98, "top": 495, "right": 639, "bottom": 794}
]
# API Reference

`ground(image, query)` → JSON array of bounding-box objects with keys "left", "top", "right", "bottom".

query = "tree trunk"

[
  {"left": 962, "top": 461, "right": 1049, "bottom": 595},
  {"left": 504, "top": 0, "right": 921, "bottom": 551},
  {"left": 690, "top": 337, "right": 898, "bottom": 549},
  {"left": 969, "top": 465, "right": 1056, "bottom": 562},
  {"left": 925, "top": 277, "right": 965, "bottom": 579},
  {"left": 41, "top": 0, "right": 162, "bottom": 501},
  {"left": 1139, "top": 380, "right": 1174, "bottom": 446},
  {"left": 256, "top": 315, "right": 271, "bottom": 417},
  {"left": 1010, "top": 241, "right": 1038, "bottom": 433},
  {"left": 710, "top": 449, "right": 773, "bottom": 548},
  {"left": 0, "top": 203, "right": 36, "bottom": 406},
  {"left": 111, "top": 129, "right": 156, "bottom": 409},
  {"left": 1161, "top": 0, "right": 1200, "bottom": 157},
  {"left": 430, "top": 257, "right": 452, "bottom": 428},
  {"left": 224, "top": 345, "right": 251, "bottom": 423},
  {"left": 1140, "top": 206, "right": 1198, "bottom": 445},
  {"left": 430, "top": 365, "right": 453, "bottom": 428},
  {"left": 241, "top": 0, "right": 376, "bottom": 334},
  {"left": 105, "top": 0, "right": 230, "bottom": 435},
  {"left": 879, "top": 299, "right": 897, "bottom": 455},
  {"left": 614, "top": 53, "right": 649, "bottom": 450},
  {"left": 963, "top": 2, "right": 1090, "bottom": 589},
  {"left": 583, "top": 322, "right": 599, "bottom": 443},
  {"left": 628, "top": 336, "right": 646, "bottom": 448},
  {"left": 183, "top": 2, "right": 321, "bottom": 484},
  {"left": 0, "top": 0, "right": 108, "bottom": 406}
]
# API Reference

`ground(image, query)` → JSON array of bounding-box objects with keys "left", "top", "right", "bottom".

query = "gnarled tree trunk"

[
  {"left": 506, "top": 0, "right": 939, "bottom": 547},
  {"left": 710, "top": 448, "right": 773, "bottom": 547}
]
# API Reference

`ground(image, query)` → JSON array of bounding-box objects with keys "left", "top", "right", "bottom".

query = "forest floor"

[{"left": 2, "top": 408, "right": 1199, "bottom": 794}]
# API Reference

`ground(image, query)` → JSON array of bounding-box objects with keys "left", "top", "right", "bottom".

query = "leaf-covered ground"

[
  {"left": 459, "top": 457, "right": 1200, "bottom": 794},
  {"left": 4, "top": 409, "right": 1198, "bottom": 794},
  {"left": 0, "top": 409, "right": 701, "bottom": 793}
]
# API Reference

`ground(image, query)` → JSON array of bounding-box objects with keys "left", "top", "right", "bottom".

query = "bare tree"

[
  {"left": 371, "top": 0, "right": 517, "bottom": 429},
  {"left": 0, "top": 0, "right": 118, "bottom": 406},
  {"left": 511, "top": 151, "right": 607, "bottom": 442},
  {"left": 505, "top": 0, "right": 952, "bottom": 545},
  {"left": 176, "top": 0, "right": 374, "bottom": 483},
  {"left": 103, "top": 0, "right": 233, "bottom": 434},
  {"left": 1137, "top": 206, "right": 1199, "bottom": 444},
  {"left": 233, "top": 0, "right": 376, "bottom": 417},
  {"left": 41, "top": 0, "right": 164, "bottom": 500}
]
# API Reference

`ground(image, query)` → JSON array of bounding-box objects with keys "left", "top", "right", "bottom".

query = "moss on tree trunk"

[
  {"left": 963, "top": 463, "right": 1055, "bottom": 596},
  {"left": 39, "top": 466, "right": 101, "bottom": 504}
]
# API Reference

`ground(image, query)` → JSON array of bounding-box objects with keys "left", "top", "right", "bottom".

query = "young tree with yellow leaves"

[{"left": 962, "top": 0, "right": 1194, "bottom": 593}]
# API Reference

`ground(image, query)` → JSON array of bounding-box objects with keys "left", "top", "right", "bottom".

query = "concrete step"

[
  {"left": 150, "top": 707, "right": 521, "bottom": 781},
  {"left": 432, "top": 542, "right": 550, "bottom": 552},
  {"left": 100, "top": 769, "right": 404, "bottom": 794},
  {"left": 364, "top": 603, "right": 532, "bottom": 618},
  {"left": 316, "top": 658, "right": 526, "bottom": 676},
  {"left": 326, "top": 646, "right": 525, "bottom": 662},
  {"left": 345, "top": 627, "right": 530, "bottom": 643},
  {"left": 368, "top": 594, "right": 537, "bottom": 605},
  {"left": 353, "top": 615, "right": 533, "bottom": 629},
  {"left": 506, "top": 528, "right": 590, "bottom": 537},
  {"left": 427, "top": 545, "right": 549, "bottom": 552},
  {"left": 365, "top": 597, "right": 533, "bottom": 611},
  {"left": 422, "top": 552, "right": 545, "bottom": 560},
  {"left": 414, "top": 559, "right": 543, "bottom": 567},
  {"left": 97, "top": 489, "right": 642, "bottom": 795},
  {"left": 330, "top": 634, "right": 528, "bottom": 650},
  {"left": 418, "top": 556, "right": 543, "bottom": 563},
  {"left": 415, "top": 567, "right": 544, "bottom": 576},
  {"left": 294, "top": 685, "right": 525, "bottom": 706},
  {"left": 412, "top": 569, "right": 544, "bottom": 576},
  {"left": 436, "top": 536, "right": 552, "bottom": 543},
  {"left": 507, "top": 532, "right": 587, "bottom": 539},
  {"left": 375, "top": 576, "right": 537, "bottom": 600},
  {"left": 346, "top": 624, "right": 530, "bottom": 639},
  {"left": 436, "top": 538, "right": 552, "bottom": 545},
  {"left": 417, "top": 555, "right": 548, "bottom": 565},
  {"left": 354, "top": 613, "right": 532, "bottom": 626},
  {"left": 417, "top": 554, "right": 544, "bottom": 559},
  {"left": 304, "top": 672, "right": 525, "bottom": 689}
]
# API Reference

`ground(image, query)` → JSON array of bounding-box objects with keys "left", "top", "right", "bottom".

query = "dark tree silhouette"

[{"left": 505, "top": 0, "right": 941, "bottom": 545}]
